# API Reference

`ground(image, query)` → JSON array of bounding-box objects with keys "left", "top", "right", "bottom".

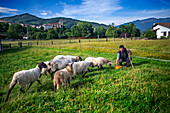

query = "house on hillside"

[
  {"left": 43, "top": 19, "right": 63, "bottom": 31},
  {"left": 22, "top": 35, "right": 29, "bottom": 39},
  {"left": 152, "top": 23, "right": 170, "bottom": 38}
]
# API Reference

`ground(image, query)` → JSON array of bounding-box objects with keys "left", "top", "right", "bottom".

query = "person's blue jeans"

[{"left": 119, "top": 57, "right": 132, "bottom": 67}]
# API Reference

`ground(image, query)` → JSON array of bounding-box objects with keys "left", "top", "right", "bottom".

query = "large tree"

[
  {"left": 0, "top": 22, "right": 9, "bottom": 33},
  {"left": 7, "top": 24, "right": 26, "bottom": 39},
  {"left": 98, "top": 25, "right": 106, "bottom": 38},
  {"left": 105, "top": 25, "right": 113, "bottom": 38},
  {"left": 47, "top": 28, "right": 58, "bottom": 39},
  {"left": 77, "top": 22, "right": 93, "bottom": 37}
]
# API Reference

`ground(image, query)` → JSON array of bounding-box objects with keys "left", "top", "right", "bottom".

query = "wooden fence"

[{"left": 0, "top": 38, "right": 138, "bottom": 51}]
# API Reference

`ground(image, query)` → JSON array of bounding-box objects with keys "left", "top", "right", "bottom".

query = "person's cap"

[{"left": 119, "top": 45, "right": 124, "bottom": 49}]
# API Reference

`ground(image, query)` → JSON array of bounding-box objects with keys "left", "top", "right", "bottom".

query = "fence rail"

[{"left": 0, "top": 38, "right": 138, "bottom": 51}]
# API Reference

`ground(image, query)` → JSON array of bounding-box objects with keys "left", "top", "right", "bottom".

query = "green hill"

[{"left": 0, "top": 13, "right": 107, "bottom": 29}]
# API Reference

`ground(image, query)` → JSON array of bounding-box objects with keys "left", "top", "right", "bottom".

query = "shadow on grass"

[
  {"left": 0, "top": 47, "right": 32, "bottom": 56},
  {"left": 133, "top": 60, "right": 149, "bottom": 66}
]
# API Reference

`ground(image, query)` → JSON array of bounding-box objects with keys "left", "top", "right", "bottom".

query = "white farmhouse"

[{"left": 152, "top": 23, "right": 170, "bottom": 38}]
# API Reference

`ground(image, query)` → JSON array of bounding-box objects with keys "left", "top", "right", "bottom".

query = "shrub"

[
  {"left": 160, "top": 36, "right": 166, "bottom": 39},
  {"left": 141, "top": 30, "right": 156, "bottom": 39}
]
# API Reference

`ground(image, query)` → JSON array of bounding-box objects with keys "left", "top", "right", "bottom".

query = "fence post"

[
  {"left": 0, "top": 39, "right": 2, "bottom": 51},
  {"left": 9, "top": 43, "right": 11, "bottom": 49},
  {"left": 106, "top": 38, "right": 108, "bottom": 42},
  {"left": 98, "top": 35, "right": 99, "bottom": 42},
  {"left": 37, "top": 40, "right": 38, "bottom": 45},
  {"left": 18, "top": 42, "right": 22, "bottom": 48},
  {"left": 69, "top": 37, "right": 71, "bottom": 43},
  {"left": 51, "top": 41, "right": 53, "bottom": 45}
]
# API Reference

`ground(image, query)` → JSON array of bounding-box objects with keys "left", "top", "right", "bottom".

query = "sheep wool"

[
  {"left": 6, "top": 62, "right": 47, "bottom": 101},
  {"left": 85, "top": 57, "right": 103, "bottom": 67},
  {"left": 53, "top": 65, "right": 74, "bottom": 91},
  {"left": 72, "top": 61, "right": 92, "bottom": 75}
]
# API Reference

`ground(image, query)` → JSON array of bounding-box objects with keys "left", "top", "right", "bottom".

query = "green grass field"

[
  {"left": 2, "top": 39, "right": 170, "bottom": 60},
  {"left": 0, "top": 40, "right": 170, "bottom": 112}
]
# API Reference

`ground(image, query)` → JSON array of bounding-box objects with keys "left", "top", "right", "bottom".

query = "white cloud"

[
  {"left": 40, "top": 10, "right": 52, "bottom": 16},
  {"left": 41, "top": 12, "right": 47, "bottom": 15},
  {"left": 55, "top": 0, "right": 170, "bottom": 25},
  {"left": 56, "top": 0, "right": 122, "bottom": 17},
  {"left": 141, "top": 9, "right": 170, "bottom": 14},
  {"left": 0, "top": 7, "right": 19, "bottom": 14}
]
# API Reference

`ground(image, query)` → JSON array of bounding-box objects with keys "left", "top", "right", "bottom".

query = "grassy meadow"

[
  {"left": 0, "top": 39, "right": 170, "bottom": 112},
  {"left": 2, "top": 38, "right": 170, "bottom": 60}
]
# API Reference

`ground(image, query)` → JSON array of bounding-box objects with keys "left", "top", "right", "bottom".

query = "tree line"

[{"left": 0, "top": 21, "right": 157, "bottom": 39}]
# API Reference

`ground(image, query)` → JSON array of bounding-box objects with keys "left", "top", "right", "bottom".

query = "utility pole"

[
  {"left": 0, "top": 39, "right": 2, "bottom": 51},
  {"left": 98, "top": 35, "right": 99, "bottom": 42},
  {"left": 27, "top": 27, "right": 28, "bottom": 39}
]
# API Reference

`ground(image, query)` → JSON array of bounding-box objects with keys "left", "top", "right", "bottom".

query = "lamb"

[
  {"left": 71, "top": 61, "right": 94, "bottom": 77},
  {"left": 5, "top": 62, "right": 47, "bottom": 101},
  {"left": 53, "top": 63, "right": 74, "bottom": 92},
  {"left": 85, "top": 57, "right": 112, "bottom": 70}
]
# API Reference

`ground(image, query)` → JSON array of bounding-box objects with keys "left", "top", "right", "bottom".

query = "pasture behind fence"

[{"left": 0, "top": 38, "right": 137, "bottom": 50}]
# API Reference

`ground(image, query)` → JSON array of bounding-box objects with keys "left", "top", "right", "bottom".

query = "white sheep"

[
  {"left": 85, "top": 57, "right": 112, "bottom": 70},
  {"left": 5, "top": 62, "right": 47, "bottom": 101},
  {"left": 48, "top": 55, "right": 82, "bottom": 79},
  {"left": 54, "top": 55, "right": 82, "bottom": 62},
  {"left": 71, "top": 61, "right": 93, "bottom": 77},
  {"left": 48, "top": 58, "right": 73, "bottom": 79},
  {"left": 53, "top": 63, "right": 74, "bottom": 92}
]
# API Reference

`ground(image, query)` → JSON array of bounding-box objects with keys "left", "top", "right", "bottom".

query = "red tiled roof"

[
  {"left": 44, "top": 22, "right": 61, "bottom": 26},
  {"left": 152, "top": 23, "right": 170, "bottom": 28},
  {"left": 0, "top": 20, "right": 8, "bottom": 23}
]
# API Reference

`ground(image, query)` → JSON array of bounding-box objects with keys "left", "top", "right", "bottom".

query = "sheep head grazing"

[
  {"left": 48, "top": 62, "right": 58, "bottom": 72},
  {"left": 107, "top": 61, "right": 112, "bottom": 66},
  {"left": 38, "top": 62, "right": 47, "bottom": 68},
  {"left": 90, "top": 62, "right": 94, "bottom": 67},
  {"left": 66, "top": 63, "right": 73, "bottom": 73},
  {"left": 76, "top": 56, "right": 82, "bottom": 62}
]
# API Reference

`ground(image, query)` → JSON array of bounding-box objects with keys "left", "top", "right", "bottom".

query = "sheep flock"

[{"left": 5, "top": 55, "right": 112, "bottom": 101}]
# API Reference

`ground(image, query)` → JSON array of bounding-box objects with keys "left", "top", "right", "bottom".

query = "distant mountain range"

[
  {"left": 119, "top": 17, "right": 170, "bottom": 32},
  {"left": 0, "top": 13, "right": 107, "bottom": 29},
  {"left": 0, "top": 13, "right": 170, "bottom": 32}
]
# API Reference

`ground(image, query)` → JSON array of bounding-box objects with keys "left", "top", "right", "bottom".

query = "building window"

[{"left": 163, "top": 32, "right": 166, "bottom": 36}]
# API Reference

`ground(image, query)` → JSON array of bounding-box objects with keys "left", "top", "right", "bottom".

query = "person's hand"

[{"left": 126, "top": 48, "right": 129, "bottom": 51}]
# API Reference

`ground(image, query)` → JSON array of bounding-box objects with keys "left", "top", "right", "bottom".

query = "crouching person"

[{"left": 116, "top": 45, "right": 132, "bottom": 68}]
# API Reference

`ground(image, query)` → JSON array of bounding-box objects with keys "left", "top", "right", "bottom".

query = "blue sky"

[{"left": 0, "top": 0, "right": 170, "bottom": 25}]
